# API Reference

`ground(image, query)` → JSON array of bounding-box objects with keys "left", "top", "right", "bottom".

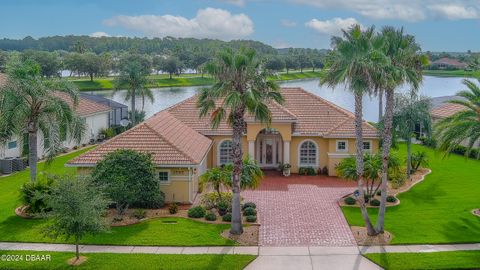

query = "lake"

[{"left": 87, "top": 76, "right": 468, "bottom": 122}]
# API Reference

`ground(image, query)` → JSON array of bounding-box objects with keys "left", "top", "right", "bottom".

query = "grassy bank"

[
  {"left": 365, "top": 251, "right": 480, "bottom": 270},
  {"left": 0, "top": 250, "right": 256, "bottom": 270},
  {"left": 342, "top": 144, "right": 480, "bottom": 244},
  {"left": 0, "top": 149, "right": 234, "bottom": 246},
  {"left": 71, "top": 70, "right": 325, "bottom": 91},
  {"left": 422, "top": 69, "right": 480, "bottom": 78}
]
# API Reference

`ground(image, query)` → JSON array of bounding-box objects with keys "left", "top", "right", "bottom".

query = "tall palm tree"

[
  {"left": 376, "top": 27, "right": 427, "bottom": 233},
  {"left": 198, "top": 47, "right": 283, "bottom": 235},
  {"left": 435, "top": 79, "right": 480, "bottom": 159},
  {"left": 321, "top": 25, "right": 386, "bottom": 236},
  {"left": 114, "top": 54, "right": 153, "bottom": 125},
  {"left": 393, "top": 93, "right": 432, "bottom": 177},
  {"left": 0, "top": 60, "right": 85, "bottom": 182}
]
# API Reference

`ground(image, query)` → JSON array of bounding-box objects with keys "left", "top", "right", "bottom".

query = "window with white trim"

[
  {"left": 299, "top": 140, "right": 317, "bottom": 165},
  {"left": 219, "top": 140, "right": 233, "bottom": 165},
  {"left": 158, "top": 171, "right": 170, "bottom": 184},
  {"left": 363, "top": 141, "right": 372, "bottom": 152},
  {"left": 336, "top": 140, "right": 348, "bottom": 152}
]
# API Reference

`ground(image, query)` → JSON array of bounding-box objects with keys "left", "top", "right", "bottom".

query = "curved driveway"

[{"left": 243, "top": 174, "right": 357, "bottom": 246}]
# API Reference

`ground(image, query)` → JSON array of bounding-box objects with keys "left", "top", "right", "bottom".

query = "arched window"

[
  {"left": 218, "top": 140, "right": 233, "bottom": 165},
  {"left": 299, "top": 140, "right": 317, "bottom": 166}
]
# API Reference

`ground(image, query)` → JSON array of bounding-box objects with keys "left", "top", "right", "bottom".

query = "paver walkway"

[{"left": 242, "top": 173, "right": 357, "bottom": 246}]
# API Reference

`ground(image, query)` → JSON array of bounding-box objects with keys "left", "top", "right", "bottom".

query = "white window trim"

[
  {"left": 158, "top": 170, "right": 171, "bottom": 185},
  {"left": 217, "top": 139, "right": 233, "bottom": 166},
  {"left": 336, "top": 140, "right": 348, "bottom": 152},
  {"left": 297, "top": 139, "right": 319, "bottom": 167},
  {"left": 363, "top": 140, "right": 372, "bottom": 153}
]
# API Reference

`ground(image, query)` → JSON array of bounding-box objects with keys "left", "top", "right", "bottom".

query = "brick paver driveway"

[{"left": 243, "top": 173, "right": 357, "bottom": 246}]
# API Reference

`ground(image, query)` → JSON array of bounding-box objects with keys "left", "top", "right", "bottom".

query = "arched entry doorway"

[{"left": 255, "top": 128, "right": 283, "bottom": 168}]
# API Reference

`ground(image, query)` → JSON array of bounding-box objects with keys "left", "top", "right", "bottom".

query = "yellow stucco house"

[{"left": 68, "top": 87, "right": 379, "bottom": 203}]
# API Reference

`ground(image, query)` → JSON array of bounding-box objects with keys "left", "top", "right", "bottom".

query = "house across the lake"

[
  {"left": 68, "top": 87, "right": 380, "bottom": 203},
  {"left": 430, "top": 57, "right": 468, "bottom": 70}
]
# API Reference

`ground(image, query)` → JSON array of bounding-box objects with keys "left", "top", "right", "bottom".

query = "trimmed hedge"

[
  {"left": 222, "top": 213, "right": 232, "bottom": 222},
  {"left": 187, "top": 206, "right": 206, "bottom": 218},
  {"left": 370, "top": 199, "right": 381, "bottom": 206},
  {"left": 243, "top": 207, "right": 257, "bottom": 216},
  {"left": 344, "top": 197, "right": 356, "bottom": 205},
  {"left": 246, "top": 215, "right": 257, "bottom": 223}
]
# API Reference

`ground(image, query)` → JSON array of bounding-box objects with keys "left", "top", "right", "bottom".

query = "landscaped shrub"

[
  {"left": 217, "top": 201, "right": 228, "bottom": 216},
  {"left": 188, "top": 206, "right": 206, "bottom": 218},
  {"left": 321, "top": 166, "right": 329, "bottom": 175},
  {"left": 242, "top": 202, "right": 256, "bottom": 210},
  {"left": 132, "top": 209, "right": 146, "bottom": 219},
  {"left": 200, "top": 192, "right": 233, "bottom": 210},
  {"left": 390, "top": 169, "right": 407, "bottom": 189},
  {"left": 344, "top": 197, "right": 356, "bottom": 205},
  {"left": 205, "top": 212, "right": 217, "bottom": 221},
  {"left": 246, "top": 215, "right": 257, "bottom": 223},
  {"left": 168, "top": 203, "right": 178, "bottom": 214},
  {"left": 387, "top": 195, "right": 397, "bottom": 203},
  {"left": 370, "top": 199, "right": 380, "bottom": 206},
  {"left": 222, "top": 213, "right": 232, "bottom": 222},
  {"left": 299, "top": 167, "right": 316, "bottom": 176},
  {"left": 243, "top": 207, "right": 257, "bottom": 216},
  {"left": 376, "top": 190, "right": 382, "bottom": 196},
  {"left": 20, "top": 177, "right": 55, "bottom": 214}
]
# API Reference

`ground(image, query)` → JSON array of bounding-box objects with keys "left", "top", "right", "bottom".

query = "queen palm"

[
  {"left": 114, "top": 54, "right": 153, "bottom": 126},
  {"left": 435, "top": 79, "right": 480, "bottom": 159},
  {"left": 376, "top": 27, "right": 427, "bottom": 233},
  {"left": 321, "top": 25, "right": 386, "bottom": 235},
  {"left": 0, "top": 60, "right": 85, "bottom": 182},
  {"left": 198, "top": 47, "right": 283, "bottom": 235}
]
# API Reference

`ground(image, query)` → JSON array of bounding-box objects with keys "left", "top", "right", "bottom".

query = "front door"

[{"left": 256, "top": 136, "right": 282, "bottom": 168}]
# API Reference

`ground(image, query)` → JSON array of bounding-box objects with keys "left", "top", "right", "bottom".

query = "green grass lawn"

[
  {"left": 342, "top": 144, "right": 480, "bottom": 244},
  {"left": 365, "top": 251, "right": 480, "bottom": 270},
  {"left": 0, "top": 149, "right": 234, "bottom": 246},
  {"left": 0, "top": 250, "right": 256, "bottom": 270},
  {"left": 422, "top": 69, "right": 480, "bottom": 78}
]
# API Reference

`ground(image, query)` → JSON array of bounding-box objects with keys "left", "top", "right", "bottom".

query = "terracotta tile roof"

[
  {"left": 167, "top": 87, "right": 378, "bottom": 138},
  {"left": 55, "top": 92, "right": 111, "bottom": 117},
  {"left": 68, "top": 111, "right": 212, "bottom": 166},
  {"left": 431, "top": 58, "right": 467, "bottom": 68},
  {"left": 0, "top": 73, "right": 6, "bottom": 87},
  {"left": 431, "top": 102, "right": 467, "bottom": 119}
]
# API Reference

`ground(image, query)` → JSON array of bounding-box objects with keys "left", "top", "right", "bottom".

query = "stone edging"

[{"left": 472, "top": 209, "right": 480, "bottom": 217}]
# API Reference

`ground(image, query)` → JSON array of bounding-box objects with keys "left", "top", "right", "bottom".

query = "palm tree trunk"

[
  {"left": 377, "top": 89, "right": 394, "bottom": 233},
  {"left": 131, "top": 90, "right": 136, "bottom": 125},
  {"left": 27, "top": 122, "right": 38, "bottom": 182},
  {"left": 378, "top": 88, "right": 384, "bottom": 122},
  {"left": 354, "top": 92, "right": 377, "bottom": 236},
  {"left": 406, "top": 137, "right": 412, "bottom": 178},
  {"left": 230, "top": 109, "right": 244, "bottom": 235}
]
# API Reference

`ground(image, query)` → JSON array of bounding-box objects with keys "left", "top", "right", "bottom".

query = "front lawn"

[
  {"left": 342, "top": 144, "right": 480, "bottom": 244},
  {"left": 0, "top": 250, "right": 255, "bottom": 270},
  {"left": 365, "top": 251, "right": 480, "bottom": 270},
  {"left": 0, "top": 149, "right": 234, "bottom": 246}
]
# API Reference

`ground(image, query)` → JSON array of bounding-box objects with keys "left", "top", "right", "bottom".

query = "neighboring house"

[
  {"left": 80, "top": 93, "right": 128, "bottom": 126},
  {"left": 430, "top": 58, "right": 468, "bottom": 70},
  {"left": 69, "top": 87, "right": 380, "bottom": 204}
]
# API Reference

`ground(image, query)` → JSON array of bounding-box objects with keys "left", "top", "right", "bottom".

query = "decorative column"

[
  {"left": 283, "top": 141, "right": 290, "bottom": 164},
  {"left": 248, "top": 140, "right": 255, "bottom": 159}
]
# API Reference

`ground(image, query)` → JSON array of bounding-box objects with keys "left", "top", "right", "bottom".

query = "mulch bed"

[
  {"left": 351, "top": 226, "right": 393, "bottom": 246},
  {"left": 472, "top": 209, "right": 480, "bottom": 217},
  {"left": 221, "top": 225, "right": 259, "bottom": 246},
  {"left": 67, "top": 256, "right": 88, "bottom": 266}
]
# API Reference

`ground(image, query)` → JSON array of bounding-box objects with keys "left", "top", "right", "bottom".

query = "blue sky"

[{"left": 1, "top": 0, "right": 479, "bottom": 51}]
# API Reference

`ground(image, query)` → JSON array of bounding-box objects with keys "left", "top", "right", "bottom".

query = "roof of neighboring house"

[
  {"left": 167, "top": 87, "right": 378, "bottom": 138},
  {"left": 431, "top": 102, "right": 467, "bottom": 119},
  {"left": 431, "top": 57, "right": 467, "bottom": 68},
  {"left": 0, "top": 73, "right": 6, "bottom": 86},
  {"left": 55, "top": 92, "right": 111, "bottom": 117},
  {"left": 68, "top": 111, "right": 213, "bottom": 166},
  {"left": 80, "top": 93, "right": 128, "bottom": 110}
]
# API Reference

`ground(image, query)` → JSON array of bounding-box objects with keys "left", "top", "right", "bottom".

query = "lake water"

[{"left": 88, "top": 76, "right": 468, "bottom": 122}]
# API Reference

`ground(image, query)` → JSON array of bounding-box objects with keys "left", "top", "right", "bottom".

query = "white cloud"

[
  {"left": 305, "top": 17, "right": 361, "bottom": 36},
  {"left": 217, "top": 0, "right": 246, "bottom": 6},
  {"left": 281, "top": 19, "right": 297, "bottom": 27},
  {"left": 104, "top": 8, "right": 254, "bottom": 41},
  {"left": 89, "top": 31, "right": 110, "bottom": 37},
  {"left": 289, "top": 0, "right": 480, "bottom": 22},
  {"left": 429, "top": 4, "right": 480, "bottom": 20}
]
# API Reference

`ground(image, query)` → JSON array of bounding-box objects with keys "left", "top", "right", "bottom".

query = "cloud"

[
  {"left": 217, "top": 0, "right": 246, "bottom": 6},
  {"left": 305, "top": 17, "right": 361, "bottom": 36},
  {"left": 104, "top": 8, "right": 254, "bottom": 40},
  {"left": 429, "top": 4, "right": 480, "bottom": 20},
  {"left": 89, "top": 31, "right": 110, "bottom": 37},
  {"left": 281, "top": 19, "right": 297, "bottom": 27},
  {"left": 289, "top": 0, "right": 480, "bottom": 22}
]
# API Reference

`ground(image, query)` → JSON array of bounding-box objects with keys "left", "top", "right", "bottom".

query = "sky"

[{"left": 1, "top": 0, "right": 480, "bottom": 51}]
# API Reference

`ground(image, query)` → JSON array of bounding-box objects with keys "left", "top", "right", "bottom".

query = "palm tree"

[
  {"left": 198, "top": 47, "right": 283, "bottom": 235},
  {"left": 393, "top": 93, "right": 432, "bottom": 177},
  {"left": 435, "top": 79, "right": 480, "bottom": 159},
  {"left": 114, "top": 54, "right": 152, "bottom": 125},
  {"left": 199, "top": 167, "right": 230, "bottom": 199},
  {"left": 0, "top": 60, "right": 86, "bottom": 182},
  {"left": 321, "top": 25, "right": 386, "bottom": 236},
  {"left": 376, "top": 27, "right": 427, "bottom": 233},
  {"left": 225, "top": 156, "right": 264, "bottom": 190}
]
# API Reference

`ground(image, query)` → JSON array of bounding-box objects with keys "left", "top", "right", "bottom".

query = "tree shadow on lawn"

[
  {"left": 0, "top": 215, "right": 57, "bottom": 243},
  {"left": 397, "top": 176, "right": 446, "bottom": 206},
  {"left": 440, "top": 216, "right": 480, "bottom": 244}
]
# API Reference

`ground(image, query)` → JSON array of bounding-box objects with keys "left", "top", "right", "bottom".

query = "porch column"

[
  {"left": 248, "top": 140, "right": 255, "bottom": 159},
  {"left": 283, "top": 141, "right": 290, "bottom": 164}
]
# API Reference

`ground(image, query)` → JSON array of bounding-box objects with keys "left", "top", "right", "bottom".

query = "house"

[
  {"left": 80, "top": 93, "right": 128, "bottom": 126},
  {"left": 430, "top": 58, "right": 468, "bottom": 70},
  {"left": 68, "top": 87, "right": 380, "bottom": 204},
  {"left": 430, "top": 96, "right": 467, "bottom": 122},
  {"left": 0, "top": 73, "right": 113, "bottom": 159}
]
